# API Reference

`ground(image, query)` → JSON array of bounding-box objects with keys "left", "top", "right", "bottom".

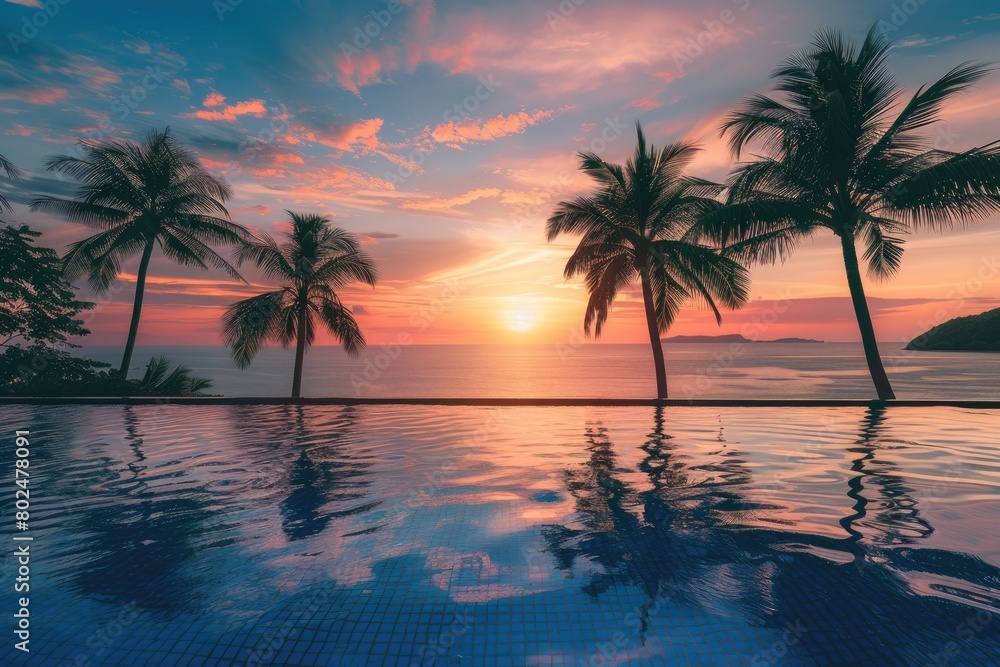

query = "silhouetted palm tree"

[
  {"left": 222, "top": 212, "right": 378, "bottom": 397},
  {"left": 706, "top": 27, "right": 1000, "bottom": 400},
  {"left": 0, "top": 151, "right": 22, "bottom": 213},
  {"left": 547, "top": 123, "right": 751, "bottom": 398},
  {"left": 29, "top": 128, "right": 248, "bottom": 376}
]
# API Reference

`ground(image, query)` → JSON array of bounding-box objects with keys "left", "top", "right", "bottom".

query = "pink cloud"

[
  {"left": 187, "top": 99, "right": 267, "bottom": 122},
  {"left": 232, "top": 205, "right": 272, "bottom": 215},
  {"left": 625, "top": 97, "right": 664, "bottom": 111},
  {"left": 53, "top": 60, "right": 121, "bottom": 93},
  {"left": 332, "top": 4, "right": 756, "bottom": 96},
  {"left": 429, "top": 109, "right": 554, "bottom": 148},
  {"left": 332, "top": 48, "right": 403, "bottom": 95},
  {"left": 297, "top": 118, "right": 383, "bottom": 153},
  {"left": 402, "top": 187, "right": 502, "bottom": 211},
  {"left": 4, "top": 0, "right": 41, "bottom": 6},
  {"left": 652, "top": 69, "right": 682, "bottom": 84},
  {"left": 203, "top": 92, "right": 226, "bottom": 108},
  {"left": 401, "top": 186, "right": 549, "bottom": 214}
]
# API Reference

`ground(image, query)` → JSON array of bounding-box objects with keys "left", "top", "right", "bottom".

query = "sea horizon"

[{"left": 76, "top": 342, "right": 1000, "bottom": 400}]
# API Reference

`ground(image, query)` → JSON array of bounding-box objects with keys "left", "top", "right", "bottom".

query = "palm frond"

[
  {"left": 315, "top": 299, "right": 366, "bottom": 356},
  {"left": 220, "top": 290, "right": 290, "bottom": 369}
]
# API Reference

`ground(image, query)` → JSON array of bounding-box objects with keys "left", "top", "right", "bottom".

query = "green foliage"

[
  {"left": 0, "top": 344, "right": 117, "bottom": 396},
  {"left": 138, "top": 356, "right": 213, "bottom": 395},
  {"left": 0, "top": 346, "right": 214, "bottom": 397},
  {"left": 906, "top": 308, "right": 1000, "bottom": 351},
  {"left": 0, "top": 223, "right": 94, "bottom": 347}
]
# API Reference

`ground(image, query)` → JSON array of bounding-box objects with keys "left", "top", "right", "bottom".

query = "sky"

[{"left": 1, "top": 0, "right": 999, "bottom": 347}]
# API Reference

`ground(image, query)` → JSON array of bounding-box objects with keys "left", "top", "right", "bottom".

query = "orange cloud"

[
  {"left": 203, "top": 92, "right": 226, "bottom": 108},
  {"left": 297, "top": 118, "right": 383, "bottom": 153},
  {"left": 187, "top": 99, "right": 267, "bottom": 122},
  {"left": 333, "top": 49, "right": 402, "bottom": 95},
  {"left": 429, "top": 109, "right": 554, "bottom": 148}
]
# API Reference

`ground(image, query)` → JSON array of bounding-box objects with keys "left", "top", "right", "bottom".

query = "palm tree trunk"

[
  {"left": 119, "top": 242, "right": 155, "bottom": 377},
  {"left": 291, "top": 306, "right": 308, "bottom": 398},
  {"left": 639, "top": 268, "right": 668, "bottom": 399},
  {"left": 839, "top": 233, "right": 895, "bottom": 400}
]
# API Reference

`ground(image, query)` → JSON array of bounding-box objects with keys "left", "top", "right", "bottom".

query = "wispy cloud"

[
  {"left": 186, "top": 97, "right": 268, "bottom": 122},
  {"left": 426, "top": 109, "right": 554, "bottom": 148}
]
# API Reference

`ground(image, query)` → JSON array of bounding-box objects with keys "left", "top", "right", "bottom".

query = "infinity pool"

[{"left": 3, "top": 406, "right": 999, "bottom": 665}]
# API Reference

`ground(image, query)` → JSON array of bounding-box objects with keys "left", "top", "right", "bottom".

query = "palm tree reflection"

[
  {"left": 543, "top": 408, "right": 770, "bottom": 634},
  {"left": 842, "top": 405, "right": 934, "bottom": 551},
  {"left": 279, "top": 406, "right": 383, "bottom": 542},
  {"left": 72, "top": 407, "right": 224, "bottom": 616},
  {"left": 543, "top": 407, "right": 1000, "bottom": 663}
]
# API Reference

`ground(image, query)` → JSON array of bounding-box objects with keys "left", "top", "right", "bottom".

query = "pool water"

[{"left": 3, "top": 405, "right": 1000, "bottom": 666}]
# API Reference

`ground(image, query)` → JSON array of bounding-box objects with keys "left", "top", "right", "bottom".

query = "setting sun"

[{"left": 507, "top": 301, "right": 541, "bottom": 333}]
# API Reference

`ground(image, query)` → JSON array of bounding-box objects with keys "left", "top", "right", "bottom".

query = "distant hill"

[
  {"left": 664, "top": 334, "right": 825, "bottom": 344},
  {"left": 906, "top": 308, "right": 1000, "bottom": 351}
]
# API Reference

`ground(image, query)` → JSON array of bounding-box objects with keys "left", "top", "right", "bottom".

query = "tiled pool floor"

[{"left": 3, "top": 405, "right": 999, "bottom": 665}]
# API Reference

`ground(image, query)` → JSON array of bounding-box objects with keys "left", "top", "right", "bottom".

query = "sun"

[
  {"left": 507, "top": 303, "right": 541, "bottom": 333},
  {"left": 508, "top": 307, "right": 538, "bottom": 333}
]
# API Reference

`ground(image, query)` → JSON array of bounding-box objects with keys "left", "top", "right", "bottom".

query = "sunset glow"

[{"left": 1, "top": 0, "right": 998, "bottom": 348}]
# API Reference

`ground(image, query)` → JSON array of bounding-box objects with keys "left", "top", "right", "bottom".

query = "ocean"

[{"left": 82, "top": 342, "right": 1000, "bottom": 399}]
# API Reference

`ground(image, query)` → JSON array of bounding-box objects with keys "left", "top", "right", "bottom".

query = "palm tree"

[
  {"left": 706, "top": 27, "right": 1000, "bottom": 400},
  {"left": 546, "top": 123, "right": 751, "bottom": 399},
  {"left": 0, "top": 151, "right": 23, "bottom": 213},
  {"left": 221, "top": 212, "right": 378, "bottom": 398},
  {"left": 29, "top": 128, "right": 249, "bottom": 376}
]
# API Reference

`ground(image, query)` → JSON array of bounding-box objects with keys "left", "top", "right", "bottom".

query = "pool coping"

[{"left": 2, "top": 397, "right": 1000, "bottom": 408}]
